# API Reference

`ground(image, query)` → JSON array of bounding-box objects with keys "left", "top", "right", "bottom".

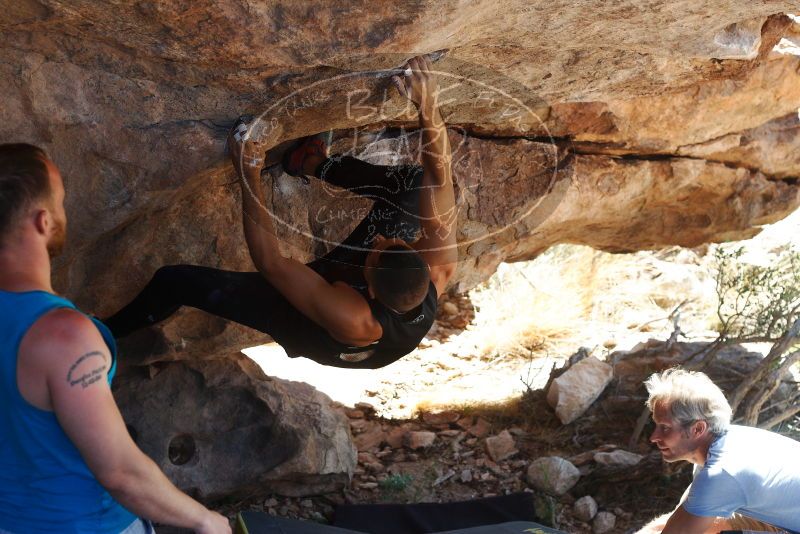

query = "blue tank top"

[{"left": 0, "top": 290, "right": 137, "bottom": 534}]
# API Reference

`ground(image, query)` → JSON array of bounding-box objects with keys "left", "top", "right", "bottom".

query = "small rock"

[
  {"left": 422, "top": 410, "right": 461, "bottom": 425},
  {"left": 300, "top": 499, "right": 313, "bottom": 508},
  {"left": 355, "top": 402, "right": 376, "bottom": 414},
  {"left": 363, "top": 461, "right": 385, "bottom": 474},
  {"left": 349, "top": 419, "right": 368, "bottom": 432},
  {"left": 468, "top": 418, "right": 491, "bottom": 438},
  {"left": 593, "top": 511, "right": 616, "bottom": 534},
  {"left": 441, "top": 301, "right": 459, "bottom": 315},
  {"left": 405, "top": 431, "right": 436, "bottom": 449},
  {"left": 433, "top": 469, "right": 456, "bottom": 486},
  {"left": 569, "top": 444, "right": 618, "bottom": 466},
  {"left": 357, "top": 482, "right": 378, "bottom": 490},
  {"left": 456, "top": 416, "right": 475, "bottom": 430},
  {"left": 354, "top": 424, "right": 386, "bottom": 451},
  {"left": 546, "top": 356, "right": 613, "bottom": 424},
  {"left": 264, "top": 497, "right": 278, "bottom": 508},
  {"left": 526, "top": 457, "right": 580, "bottom": 495},
  {"left": 483, "top": 459, "right": 508, "bottom": 478},
  {"left": 385, "top": 427, "right": 407, "bottom": 449},
  {"left": 358, "top": 452, "right": 386, "bottom": 473},
  {"left": 485, "top": 430, "right": 518, "bottom": 462},
  {"left": 357, "top": 452, "right": 378, "bottom": 464},
  {"left": 450, "top": 317, "right": 470, "bottom": 328},
  {"left": 614, "top": 508, "right": 632, "bottom": 520},
  {"left": 594, "top": 449, "right": 644, "bottom": 467},
  {"left": 438, "top": 429, "right": 462, "bottom": 438},
  {"left": 460, "top": 469, "right": 473, "bottom": 482},
  {"left": 574, "top": 495, "right": 598, "bottom": 522},
  {"left": 345, "top": 408, "right": 365, "bottom": 419}
]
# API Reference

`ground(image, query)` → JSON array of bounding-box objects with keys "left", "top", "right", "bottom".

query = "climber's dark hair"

[
  {"left": 0, "top": 143, "right": 50, "bottom": 243},
  {"left": 372, "top": 245, "right": 430, "bottom": 312}
]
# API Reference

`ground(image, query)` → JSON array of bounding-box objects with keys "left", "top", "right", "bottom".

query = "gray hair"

[{"left": 644, "top": 368, "right": 732, "bottom": 436}]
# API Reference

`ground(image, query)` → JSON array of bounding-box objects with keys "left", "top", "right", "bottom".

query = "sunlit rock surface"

[{"left": 1, "top": 4, "right": 798, "bottom": 316}]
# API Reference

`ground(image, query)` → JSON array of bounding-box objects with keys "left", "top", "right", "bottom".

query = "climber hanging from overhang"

[{"left": 103, "top": 54, "right": 458, "bottom": 369}]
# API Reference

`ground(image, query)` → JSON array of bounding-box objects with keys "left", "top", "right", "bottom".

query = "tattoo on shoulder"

[{"left": 66, "top": 351, "right": 108, "bottom": 389}]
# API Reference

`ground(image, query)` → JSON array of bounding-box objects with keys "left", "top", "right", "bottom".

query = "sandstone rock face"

[
  {"left": 114, "top": 354, "right": 356, "bottom": 499},
  {"left": 0, "top": 5, "right": 798, "bottom": 352},
  {"left": 4, "top": 1, "right": 800, "bottom": 501},
  {"left": 526, "top": 456, "right": 580, "bottom": 496},
  {"left": 547, "top": 356, "right": 614, "bottom": 424}
]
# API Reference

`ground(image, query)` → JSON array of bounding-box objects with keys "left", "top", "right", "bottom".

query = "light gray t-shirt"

[{"left": 685, "top": 425, "right": 800, "bottom": 532}]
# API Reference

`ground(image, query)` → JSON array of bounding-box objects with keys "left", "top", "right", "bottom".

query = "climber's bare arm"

[
  {"left": 660, "top": 505, "right": 719, "bottom": 534},
  {"left": 393, "top": 55, "right": 457, "bottom": 296},
  {"left": 637, "top": 505, "right": 724, "bottom": 534},
  {"left": 228, "top": 133, "right": 381, "bottom": 345}
]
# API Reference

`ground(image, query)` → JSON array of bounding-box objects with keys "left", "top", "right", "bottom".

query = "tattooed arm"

[{"left": 16, "top": 308, "right": 230, "bottom": 534}]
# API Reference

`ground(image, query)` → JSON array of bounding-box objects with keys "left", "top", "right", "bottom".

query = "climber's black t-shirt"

[
  {"left": 103, "top": 157, "right": 438, "bottom": 370},
  {"left": 272, "top": 159, "right": 438, "bottom": 368}
]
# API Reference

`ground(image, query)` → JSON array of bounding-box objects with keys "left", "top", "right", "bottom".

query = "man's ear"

[
  {"left": 33, "top": 208, "right": 50, "bottom": 236},
  {"left": 693, "top": 420, "right": 708, "bottom": 437}
]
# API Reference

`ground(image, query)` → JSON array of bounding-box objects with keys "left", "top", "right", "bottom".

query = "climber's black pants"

[{"left": 103, "top": 155, "right": 424, "bottom": 355}]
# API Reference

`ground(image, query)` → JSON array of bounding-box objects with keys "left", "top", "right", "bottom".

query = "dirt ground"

[
  {"left": 187, "top": 212, "right": 800, "bottom": 534},
  {"left": 205, "top": 369, "right": 692, "bottom": 533}
]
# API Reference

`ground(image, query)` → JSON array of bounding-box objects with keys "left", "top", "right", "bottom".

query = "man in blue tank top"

[
  {"left": 637, "top": 369, "right": 800, "bottom": 534},
  {"left": 0, "top": 144, "right": 231, "bottom": 534}
]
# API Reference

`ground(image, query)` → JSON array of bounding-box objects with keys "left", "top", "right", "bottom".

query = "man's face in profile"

[{"left": 650, "top": 401, "right": 698, "bottom": 463}]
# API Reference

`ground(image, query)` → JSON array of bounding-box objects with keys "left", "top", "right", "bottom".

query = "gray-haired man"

[{"left": 637, "top": 369, "right": 800, "bottom": 534}]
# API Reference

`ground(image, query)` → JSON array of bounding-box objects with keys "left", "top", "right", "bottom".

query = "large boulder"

[{"left": 113, "top": 354, "right": 356, "bottom": 500}]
